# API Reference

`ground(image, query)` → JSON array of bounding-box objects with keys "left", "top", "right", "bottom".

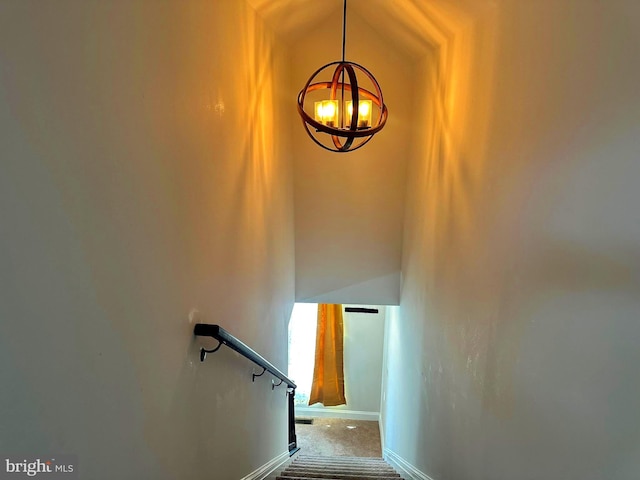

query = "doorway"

[{"left": 287, "top": 303, "right": 387, "bottom": 416}]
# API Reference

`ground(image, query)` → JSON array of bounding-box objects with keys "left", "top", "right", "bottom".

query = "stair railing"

[{"left": 194, "top": 323, "right": 298, "bottom": 454}]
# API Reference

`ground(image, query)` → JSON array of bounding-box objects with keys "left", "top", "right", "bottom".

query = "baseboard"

[
  {"left": 295, "top": 406, "right": 379, "bottom": 421},
  {"left": 240, "top": 451, "right": 290, "bottom": 480},
  {"left": 384, "top": 448, "right": 434, "bottom": 480}
]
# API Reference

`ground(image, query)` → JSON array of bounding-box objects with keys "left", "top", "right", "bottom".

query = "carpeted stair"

[{"left": 277, "top": 455, "right": 404, "bottom": 480}]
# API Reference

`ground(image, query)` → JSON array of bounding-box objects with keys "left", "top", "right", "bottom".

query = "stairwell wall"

[
  {"left": 0, "top": 1, "right": 294, "bottom": 478},
  {"left": 382, "top": 1, "right": 640, "bottom": 479}
]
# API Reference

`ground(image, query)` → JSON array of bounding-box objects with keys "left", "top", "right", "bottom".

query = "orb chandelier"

[{"left": 297, "top": 0, "right": 388, "bottom": 153}]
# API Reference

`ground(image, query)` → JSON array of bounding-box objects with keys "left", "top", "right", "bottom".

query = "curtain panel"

[{"left": 308, "top": 304, "right": 346, "bottom": 407}]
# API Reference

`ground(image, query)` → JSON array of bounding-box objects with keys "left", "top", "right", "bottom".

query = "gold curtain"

[{"left": 308, "top": 304, "right": 346, "bottom": 407}]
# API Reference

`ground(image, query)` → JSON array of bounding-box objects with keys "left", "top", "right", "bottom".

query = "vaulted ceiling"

[
  {"left": 245, "top": 0, "right": 500, "bottom": 304},
  {"left": 247, "top": 0, "right": 495, "bottom": 59}
]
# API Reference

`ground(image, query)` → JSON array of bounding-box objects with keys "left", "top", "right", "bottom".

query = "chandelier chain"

[{"left": 341, "top": 0, "right": 347, "bottom": 62}]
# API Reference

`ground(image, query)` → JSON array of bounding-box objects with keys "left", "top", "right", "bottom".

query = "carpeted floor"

[{"left": 294, "top": 417, "right": 382, "bottom": 457}]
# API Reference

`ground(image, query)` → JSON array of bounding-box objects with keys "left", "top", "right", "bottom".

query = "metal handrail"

[{"left": 194, "top": 324, "right": 297, "bottom": 389}]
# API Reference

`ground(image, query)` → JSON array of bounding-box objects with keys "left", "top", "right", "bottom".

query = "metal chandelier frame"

[{"left": 296, "top": 0, "right": 388, "bottom": 153}]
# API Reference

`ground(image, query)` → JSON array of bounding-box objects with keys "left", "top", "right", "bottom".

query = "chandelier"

[{"left": 296, "top": 0, "right": 388, "bottom": 153}]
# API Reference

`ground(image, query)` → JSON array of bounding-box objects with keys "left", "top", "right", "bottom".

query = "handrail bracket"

[
  {"left": 252, "top": 367, "right": 267, "bottom": 382},
  {"left": 200, "top": 340, "right": 223, "bottom": 362}
]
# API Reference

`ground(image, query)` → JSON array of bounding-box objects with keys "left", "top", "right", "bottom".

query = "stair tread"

[
  {"left": 287, "top": 467, "right": 398, "bottom": 473},
  {"left": 278, "top": 477, "right": 403, "bottom": 480},
  {"left": 278, "top": 455, "right": 404, "bottom": 480},
  {"left": 297, "top": 456, "right": 387, "bottom": 461},
  {"left": 292, "top": 463, "right": 391, "bottom": 466},
  {"left": 294, "top": 460, "right": 389, "bottom": 463},
  {"left": 284, "top": 474, "right": 398, "bottom": 477},
  {"left": 288, "top": 467, "right": 397, "bottom": 472}
]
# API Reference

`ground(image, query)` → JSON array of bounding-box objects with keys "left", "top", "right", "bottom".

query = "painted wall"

[
  {"left": 297, "top": 305, "right": 386, "bottom": 419},
  {"left": 290, "top": 10, "right": 412, "bottom": 305},
  {"left": 342, "top": 306, "right": 386, "bottom": 415},
  {"left": 0, "top": 1, "right": 294, "bottom": 479},
  {"left": 382, "top": 1, "right": 640, "bottom": 479}
]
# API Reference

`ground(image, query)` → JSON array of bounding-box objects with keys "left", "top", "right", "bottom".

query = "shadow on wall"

[
  {"left": 382, "top": 0, "right": 504, "bottom": 476},
  {"left": 402, "top": 0, "right": 509, "bottom": 417},
  {"left": 388, "top": 1, "right": 640, "bottom": 479},
  {"left": 148, "top": 3, "right": 295, "bottom": 477},
  {"left": 0, "top": 1, "right": 294, "bottom": 478}
]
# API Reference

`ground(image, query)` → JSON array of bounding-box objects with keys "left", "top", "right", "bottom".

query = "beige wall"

[
  {"left": 290, "top": 10, "right": 412, "bottom": 305},
  {"left": 382, "top": 1, "right": 640, "bottom": 479},
  {"left": 0, "top": 1, "right": 294, "bottom": 478}
]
